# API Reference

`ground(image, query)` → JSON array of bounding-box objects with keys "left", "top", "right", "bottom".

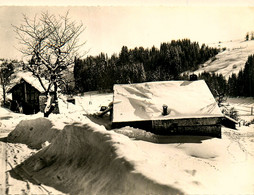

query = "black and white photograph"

[{"left": 0, "top": 0, "right": 254, "bottom": 194}]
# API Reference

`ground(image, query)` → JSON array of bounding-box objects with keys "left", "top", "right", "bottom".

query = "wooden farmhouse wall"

[{"left": 10, "top": 79, "right": 40, "bottom": 114}]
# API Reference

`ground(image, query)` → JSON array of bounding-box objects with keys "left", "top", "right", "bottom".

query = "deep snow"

[
  {"left": 1, "top": 91, "right": 254, "bottom": 195},
  {"left": 9, "top": 120, "right": 183, "bottom": 195}
]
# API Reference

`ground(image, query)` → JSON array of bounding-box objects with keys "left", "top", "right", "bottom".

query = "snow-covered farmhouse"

[
  {"left": 7, "top": 72, "right": 58, "bottom": 115},
  {"left": 112, "top": 80, "right": 224, "bottom": 138}
]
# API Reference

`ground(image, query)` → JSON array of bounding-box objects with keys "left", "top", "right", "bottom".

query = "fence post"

[{"left": 251, "top": 107, "right": 253, "bottom": 115}]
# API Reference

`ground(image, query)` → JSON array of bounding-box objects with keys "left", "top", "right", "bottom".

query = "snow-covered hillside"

[{"left": 190, "top": 39, "right": 254, "bottom": 78}]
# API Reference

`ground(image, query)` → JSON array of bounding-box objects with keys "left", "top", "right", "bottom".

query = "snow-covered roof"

[
  {"left": 7, "top": 71, "right": 50, "bottom": 93},
  {"left": 113, "top": 80, "right": 223, "bottom": 123}
]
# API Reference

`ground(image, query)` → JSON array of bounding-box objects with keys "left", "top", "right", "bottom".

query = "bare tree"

[{"left": 13, "top": 11, "right": 85, "bottom": 116}]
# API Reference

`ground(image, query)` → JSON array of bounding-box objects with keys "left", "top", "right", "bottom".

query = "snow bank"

[
  {"left": 11, "top": 122, "right": 183, "bottom": 195},
  {"left": 114, "top": 126, "right": 212, "bottom": 144},
  {"left": 114, "top": 127, "right": 159, "bottom": 142},
  {"left": 114, "top": 126, "right": 254, "bottom": 194},
  {"left": 0, "top": 106, "right": 44, "bottom": 134},
  {"left": 5, "top": 113, "right": 254, "bottom": 194},
  {"left": 7, "top": 118, "right": 61, "bottom": 149}
]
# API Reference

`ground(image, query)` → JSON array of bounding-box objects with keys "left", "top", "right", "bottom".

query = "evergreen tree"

[
  {"left": 119, "top": 46, "right": 129, "bottom": 65},
  {"left": 228, "top": 73, "right": 238, "bottom": 96},
  {"left": 73, "top": 57, "right": 83, "bottom": 92},
  {"left": 251, "top": 32, "right": 254, "bottom": 40},
  {"left": 0, "top": 60, "right": 14, "bottom": 105},
  {"left": 243, "top": 55, "right": 254, "bottom": 96},
  {"left": 246, "top": 32, "right": 249, "bottom": 41},
  {"left": 73, "top": 39, "right": 220, "bottom": 92},
  {"left": 226, "top": 55, "right": 254, "bottom": 98}
]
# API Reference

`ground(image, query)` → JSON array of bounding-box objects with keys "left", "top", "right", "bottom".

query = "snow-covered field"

[
  {"left": 189, "top": 39, "right": 254, "bottom": 79},
  {"left": 1, "top": 91, "right": 254, "bottom": 195}
]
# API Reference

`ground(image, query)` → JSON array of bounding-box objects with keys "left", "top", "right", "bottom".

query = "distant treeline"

[
  {"left": 227, "top": 55, "right": 254, "bottom": 97},
  {"left": 245, "top": 32, "right": 254, "bottom": 41},
  {"left": 74, "top": 39, "right": 220, "bottom": 92}
]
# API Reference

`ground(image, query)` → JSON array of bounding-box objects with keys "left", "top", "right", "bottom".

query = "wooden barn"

[
  {"left": 7, "top": 72, "right": 57, "bottom": 115},
  {"left": 111, "top": 80, "right": 224, "bottom": 138}
]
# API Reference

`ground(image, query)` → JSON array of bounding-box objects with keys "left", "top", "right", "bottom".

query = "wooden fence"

[{"left": 236, "top": 105, "right": 254, "bottom": 116}]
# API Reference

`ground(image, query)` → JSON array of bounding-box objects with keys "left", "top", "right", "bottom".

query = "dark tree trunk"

[
  {"left": 1, "top": 74, "right": 6, "bottom": 105},
  {"left": 2, "top": 84, "right": 6, "bottom": 105},
  {"left": 44, "top": 103, "right": 55, "bottom": 117},
  {"left": 43, "top": 82, "right": 58, "bottom": 117}
]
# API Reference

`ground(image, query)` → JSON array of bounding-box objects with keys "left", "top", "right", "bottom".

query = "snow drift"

[
  {"left": 5, "top": 103, "right": 254, "bottom": 194},
  {"left": 7, "top": 117, "right": 61, "bottom": 149},
  {"left": 114, "top": 126, "right": 210, "bottom": 143},
  {"left": 10, "top": 120, "right": 183, "bottom": 195}
]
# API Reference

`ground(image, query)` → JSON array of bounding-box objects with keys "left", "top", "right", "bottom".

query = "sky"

[{"left": 0, "top": 1, "right": 254, "bottom": 60}]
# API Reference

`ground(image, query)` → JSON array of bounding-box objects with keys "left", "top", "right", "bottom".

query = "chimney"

[
  {"left": 162, "top": 104, "right": 169, "bottom": 116},
  {"left": 189, "top": 74, "right": 198, "bottom": 81}
]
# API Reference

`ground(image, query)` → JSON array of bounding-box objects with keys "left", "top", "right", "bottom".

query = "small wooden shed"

[
  {"left": 112, "top": 80, "right": 224, "bottom": 138},
  {"left": 7, "top": 72, "right": 57, "bottom": 115},
  {"left": 8, "top": 78, "right": 41, "bottom": 114}
]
